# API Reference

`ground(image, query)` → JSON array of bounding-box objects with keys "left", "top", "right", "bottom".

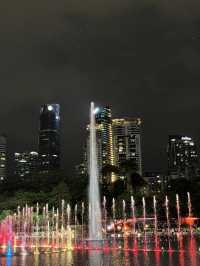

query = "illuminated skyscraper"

[
  {"left": 95, "top": 106, "right": 115, "bottom": 168},
  {"left": 39, "top": 104, "right": 60, "bottom": 171},
  {"left": 0, "top": 135, "right": 7, "bottom": 181},
  {"left": 85, "top": 107, "right": 143, "bottom": 183},
  {"left": 167, "top": 135, "right": 198, "bottom": 179},
  {"left": 112, "top": 118, "right": 142, "bottom": 176},
  {"left": 86, "top": 106, "right": 116, "bottom": 183}
]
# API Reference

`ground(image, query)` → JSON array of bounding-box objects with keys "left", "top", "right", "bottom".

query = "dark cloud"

[{"left": 0, "top": 0, "right": 200, "bottom": 174}]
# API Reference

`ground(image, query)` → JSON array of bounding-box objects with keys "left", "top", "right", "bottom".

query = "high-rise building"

[
  {"left": 0, "top": 135, "right": 7, "bottom": 181},
  {"left": 39, "top": 104, "right": 60, "bottom": 171},
  {"left": 75, "top": 163, "right": 88, "bottom": 178},
  {"left": 85, "top": 106, "right": 143, "bottom": 183},
  {"left": 112, "top": 118, "right": 142, "bottom": 176},
  {"left": 14, "top": 151, "right": 39, "bottom": 177},
  {"left": 95, "top": 106, "right": 115, "bottom": 168},
  {"left": 167, "top": 135, "right": 198, "bottom": 180},
  {"left": 86, "top": 106, "right": 116, "bottom": 183}
]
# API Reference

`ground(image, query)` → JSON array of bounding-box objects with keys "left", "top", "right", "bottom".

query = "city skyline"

[
  {"left": 0, "top": 0, "right": 200, "bottom": 264},
  {"left": 0, "top": 0, "right": 200, "bottom": 176},
  {"left": 1, "top": 102, "right": 199, "bottom": 176}
]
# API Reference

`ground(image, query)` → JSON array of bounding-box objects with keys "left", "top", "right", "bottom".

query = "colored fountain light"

[
  {"left": 0, "top": 104, "right": 199, "bottom": 258},
  {"left": 0, "top": 194, "right": 199, "bottom": 256},
  {"left": 6, "top": 241, "right": 13, "bottom": 257}
]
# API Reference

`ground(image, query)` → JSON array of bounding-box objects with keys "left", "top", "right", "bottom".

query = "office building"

[
  {"left": 0, "top": 135, "right": 7, "bottom": 181},
  {"left": 167, "top": 135, "right": 198, "bottom": 180},
  {"left": 86, "top": 106, "right": 116, "bottom": 183},
  {"left": 39, "top": 104, "right": 60, "bottom": 171},
  {"left": 112, "top": 118, "right": 142, "bottom": 176}
]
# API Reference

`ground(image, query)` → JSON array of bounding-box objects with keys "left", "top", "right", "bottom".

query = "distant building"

[
  {"left": 0, "top": 135, "right": 7, "bottom": 181},
  {"left": 39, "top": 104, "right": 60, "bottom": 172},
  {"left": 112, "top": 118, "right": 142, "bottom": 176},
  {"left": 167, "top": 135, "right": 198, "bottom": 180},
  {"left": 144, "top": 172, "right": 169, "bottom": 193},
  {"left": 75, "top": 163, "right": 88, "bottom": 178},
  {"left": 14, "top": 151, "right": 39, "bottom": 177}
]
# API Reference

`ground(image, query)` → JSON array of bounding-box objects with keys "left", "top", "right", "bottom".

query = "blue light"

[{"left": 6, "top": 241, "right": 13, "bottom": 257}]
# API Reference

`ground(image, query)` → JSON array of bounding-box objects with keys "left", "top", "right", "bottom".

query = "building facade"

[
  {"left": 112, "top": 118, "right": 142, "bottom": 176},
  {"left": 167, "top": 135, "right": 198, "bottom": 180},
  {"left": 39, "top": 104, "right": 60, "bottom": 172},
  {"left": 0, "top": 135, "right": 7, "bottom": 181},
  {"left": 85, "top": 106, "right": 143, "bottom": 183},
  {"left": 86, "top": 106, "right": 116, "bottom": 183},
  {"left": 95, "top": 106, "right": 115, "bottom": 168},
  {"left": 14, "top": 151, "right": 39, "bottom": 177}
]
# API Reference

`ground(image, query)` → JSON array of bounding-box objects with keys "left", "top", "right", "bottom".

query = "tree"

[
  {"left": 130, "top": 172, "right": 147, "bottom": 195},
  {"left": 50, "top": 181, "right": 71, "bottom": 208},
  {"left": 119, "top": 159, "right": 138, "bottom": 192},
  {"left": 102, "top": 164, "right": 119, "bottom": 184}
]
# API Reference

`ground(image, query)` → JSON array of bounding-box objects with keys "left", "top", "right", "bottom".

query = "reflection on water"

[
  {"left": 6, "top": 256, "right": 11, "bottom": 266},
  {"left": 89, "top": 251, "right": 103, "bottom": 266},
  {"left": 0, "top": 250, "right": 199, "bottom": 266},
  {"left": 0, "top": 237, "right": 199, "bottom": 266}
]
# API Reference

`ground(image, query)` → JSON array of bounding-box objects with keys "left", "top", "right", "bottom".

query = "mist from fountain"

[{"left": 88, "top": 102, "right": 103, "bottom": 241}]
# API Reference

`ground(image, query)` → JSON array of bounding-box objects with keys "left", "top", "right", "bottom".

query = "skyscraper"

[
  {"left": 86, "top": 106, "right": 116, "bottom": 183},
  {"left": 0, "top": 135, "right": 7, "bottom": 181},
  {"left": 112, "top": 118, "right": 142, "bottom": 176},
  {"left": 85, "top": 106, "right": 143, "bottom": 183},
  {"left": 14, "top": 151, "right": 39, "bottom": 177},
  {"left": 39, "top": 104, "right": 60, "bottom": 171},
  {"left": 95, "top": 106, "right": 115, "bottom": 168},
  {"left": 167, "top": 135, "right": 198, "bottom": 180}
]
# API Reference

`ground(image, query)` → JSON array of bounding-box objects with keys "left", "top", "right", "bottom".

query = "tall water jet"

[
  {"left": 187, "top": 192, "right": 193, "bottom": 236},
  {"left": 103, "top": 196, "right": 107, "bottom": 238},
  {"left": 165, "top": 196, "right": 171, "bottom": 250},
  {"left": 81, "top": 202, "right": 85, "bottom": 242},
  {"left": 153, "top": 196, "right": 158, "bottom": 235},
  {"left": 131, "top": 196, "right": 136, "bottom": 235},
  {"left": 176, "top": 194, "right": 181, "bottom": 235},
  {"left": 88, "top": 102, "right": 102, "bottom": 241}
]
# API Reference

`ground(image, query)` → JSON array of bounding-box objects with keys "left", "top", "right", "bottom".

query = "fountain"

[
  {"left": 131, "top": 196, "right": 136, "bottom": 235},
  {"left": 103, "top": 196, "right": 107, "bottom": 239},
  {"left": 153, "top": 196, "right": 160, "bottom": 250},
  {"left": 0, "top": 192, "right": 198, "bottom": 256},
  {"left": 0, "top": 103, "right": 199, "bottom": 259},
  {"left": 187, "top": 192, "right": 193, "bottom": 236},
  {"left": 176, "top": 194, "right": 181, "bottom": 235},
  {"left": 88, "top": 102, "right": 102, "bottom": 241}
]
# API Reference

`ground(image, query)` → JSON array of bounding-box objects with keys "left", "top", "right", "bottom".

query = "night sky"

[{"left": 0, "top": 0, "right": 200, "bottom": 175}]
